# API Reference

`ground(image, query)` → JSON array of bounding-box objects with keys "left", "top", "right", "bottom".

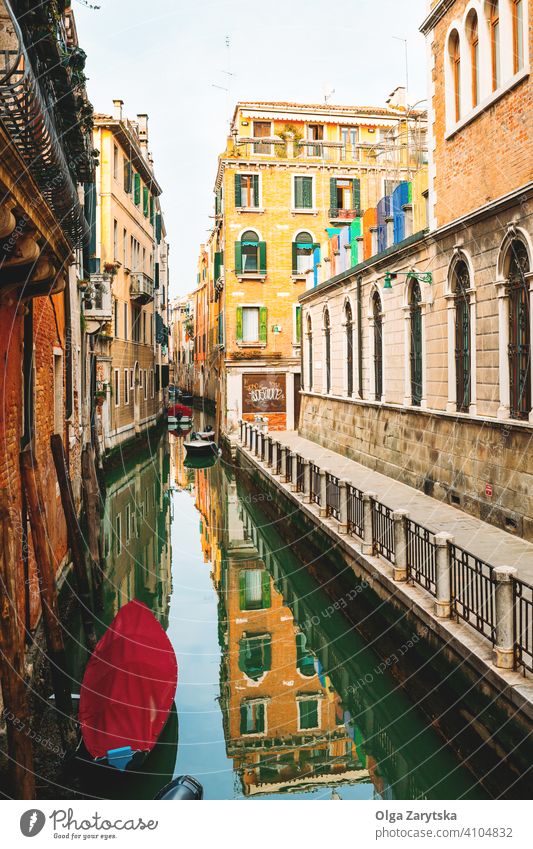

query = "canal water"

[{"left": 49, "top": 413, "right": 531, "bottom": 800}]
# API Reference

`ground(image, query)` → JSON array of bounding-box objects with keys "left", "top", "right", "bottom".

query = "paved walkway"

[{"left": 270, "top": 431, "right": 533, "bottom": 585}]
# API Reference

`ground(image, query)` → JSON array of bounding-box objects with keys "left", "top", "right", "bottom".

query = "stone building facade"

[{"left": 299, "top": 0, "right": 533, "bottom": 540}]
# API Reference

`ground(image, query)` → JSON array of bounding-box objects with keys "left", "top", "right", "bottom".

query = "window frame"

[
  {"left": 252, "top": 120, "right": 273, "bottom": 155},
  {"left": 292, "top": 174, "right": 315, "bottom": 211},
  {"left": 114, "top": 368, "right": 120, "bottom": 407}
]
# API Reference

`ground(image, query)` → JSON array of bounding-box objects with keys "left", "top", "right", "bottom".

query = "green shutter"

[
  {"left": 294, "top": 176, "right": 303, "bottom": 208},
  {"left": 154, "top": 262, "right": 160, "bottom": 289},
  {"left": 302, "top": 176, "right": 313, "bottom": 208},
  {"left": 143, "top": 186, "right": 149, "bottom": 217},
  {"left": 292, "top": 242, "right": 298, "bottom": 274},
  {"left": 124, "top": 160, "right": 132, "bottom": 193},
  {"left": 155, "top": 213, "right": 162, "bottom": 243},
  {"left": 330, "top": 177, "right": 337, "bottom": 209},
  {"left": 258, "top": 241, "right": 267, "bottom": 274},
  {"left": 238, "top": 568, "right": 246, "bottom": 607},
  {"left": 134, "top": 172, "right": 141, "bottom": 205},
  {"left": 256, "top": 702, "right": 265, "bottom": 732},
  {"left": 295, "top": 305, "right": 302, "bottom": 344},
  {"left": 261, "top": 568, "right": 270, "bottom": 606},
  {"left": 236, "top": 307, "right": 243, "bottom": 342},
  {"left": 214, "top": 251, "right": 222, "bottom": 281},
  {"left": 234, "top": 173, "right": 242, "bottom": 207},
  {"left": 235, "top": 241, "right": 242, "bottom": 275},
  {"left": 240, "top": 704, "right": 249, "bottom": 734},
  {"left": 252, "top": 174, "right": 259, "bottom": 207},
  {"left": 352, "top": 178, "right": 361, "bottom": 212},
  {"left": 149, "top": 194, "right": 154, "bottom": 222}
]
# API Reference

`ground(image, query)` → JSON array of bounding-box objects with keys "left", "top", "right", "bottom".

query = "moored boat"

[{"left": 183, "top": 434, "right": 217, "bottom": 457}]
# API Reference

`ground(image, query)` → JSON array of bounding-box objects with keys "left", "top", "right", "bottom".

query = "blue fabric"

[{"left": 392, "top": 182, "right": 411, "bottom": 244}]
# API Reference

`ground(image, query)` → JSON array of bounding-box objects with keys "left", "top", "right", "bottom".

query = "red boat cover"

[
  {"left": 79, "top": 600, "right": 178, "bottom": 759},
  {"left": 168, "top": 403, "right": 192, "bottom": 417}
]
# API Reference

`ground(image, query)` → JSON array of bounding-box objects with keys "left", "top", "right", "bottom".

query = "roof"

[
  {"left": 93, "top": 114, "right": 162, "bottom": 195},
  {"left": 233, "top": 100, "right": 426, "bottom": 121}
]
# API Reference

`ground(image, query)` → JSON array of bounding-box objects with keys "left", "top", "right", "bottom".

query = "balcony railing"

[
  {"left": 84, "top": 273, "right": 112, "bottom": 321},
  {"left": 130, "top": 271, "right": 154, "bottom": 304},
  {"left": 329, "top": 207, "right": 361, "bottom": 221}
]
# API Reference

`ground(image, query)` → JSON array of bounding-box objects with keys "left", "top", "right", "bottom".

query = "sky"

[{"left": 74, "top": 0, "right": 429, "bottom": 295}]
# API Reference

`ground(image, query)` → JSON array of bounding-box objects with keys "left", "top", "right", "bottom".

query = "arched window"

[
  {"left": 372, "top": 292, "right": 383, "bottom": 401},
  {"left": 468, "top": 12, "right": 480, "bottom": 107},
  {"left": 454, "top": 261, "right": 471, "bottom": 412},
  {"left": 507, "top": 240, "right": 531, "bottom": 419},
  {"left": 241, "top": 229, "right": 259, "bottom": 273},
  {"left": 513, "top": 0, "right": 524, "bottom": 73},
  {"left": 324, "top": 308, "right": 331, "bottom": 394},
  {"left": 293, "top": 231, "right": 314, "bottom": 275},
  {"left": 410, "top": 281, "right": 423, "bottom": 406},
  {"left": 487, "top": 1, "right": 500, "bottom": 90},
  {"left": 449, "top": 30, "right": 461, "bottom": 121},
  {"left": 306, "top": 314, "right": 313, "bottom": 391},
  {"left": 345, "top": 300, "right": 354, "bottom": 397}
]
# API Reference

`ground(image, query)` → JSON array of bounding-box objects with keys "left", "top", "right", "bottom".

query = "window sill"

[
  {"left": 445, "top": 66, "right": 529, "bottom": 139},
  {"left": 236, "top": 273, "right": 267, "bottom": 281},
  {"left": 291, "top": 208, "right": 318, "bottom": 215},
  {"left": 237, "top": 342, "right": 267, "bottom": 348},
  {"left": 291, "top": 273, "right": 312, "bottom": 281},
  {"left": 236, "top": 207, "right": 265, "bottom": 213}
]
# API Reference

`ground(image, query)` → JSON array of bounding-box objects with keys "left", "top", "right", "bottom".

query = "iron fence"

[
  {"left": 347, "top": 485, "right": 364, "bottom": 538},
  {"left": 450, "top": 544, "right": 495, "bottom": 643},
  {"left": 310, "top": 463, "right": 321, "bottom": 505},
  {"left": 406, "top": 520, "right": 437, "bottom": 597},
  {"left": 515, "top": 578, "right": 533, "bottom": 673},
  {"left": 285, "top": 451, "right": 293, "bottom": 483},
  {"left": 371, "top": 500, "right": 395, "bottom": 563},
  {"left": 325, "top": 473, "right": 341, "bottom": 520},
  {"left": 296, "top": 454, "right": 306, "bottom": 493}
]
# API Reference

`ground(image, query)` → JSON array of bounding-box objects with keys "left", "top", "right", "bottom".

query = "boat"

[
  {"left": 154, "top": 775, "right": 203, "bottom": 800},
  {"left": 168, "top": 402, "right": 192, "bottom": 424},
  {"left": 183, "top": 452, "right": 218, "bottom": 470},
  {"left": 183, "top": 434, "right": 217, "bottom": 457},
  {"left": 197, "top": 425, "right": 214, "bottom": 440},
  {"left": 79, "top": 600, "right": 178, "bottom": 772}
]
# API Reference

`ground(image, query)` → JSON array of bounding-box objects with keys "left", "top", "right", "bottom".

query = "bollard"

[
  {"left": 238, "top": 419, "right": 243, "bottom": 443},
  {"left": 280, "top": 446, "right": 287, "bottom": 481},
  {"left": 338, "top": 479, "right": 348, "bottom": 534},
  {"left": 362, "top": 492, "right": 378, "bottom": 555},
  {"left": 319, "top": 469, "right": 328, "bottom": 517},
  {"left": 265, "top": 435, "right": 271, "bottom": 467},
  {"left": 434, "top": 532, "right": 454, "bottom": 618},
  {"left": 492, "top": 566, "right": 518, "bottom": 670},
  {"left": 392, "top": 510, "right": 409, "bottom": 581},
  {"left": 290, "top": 453, "right": 298, "bottom": 492},
  {"left": 302, "top": 459, "right": 311, "bottom": 503},
  {"left": 272, "top": 441, "right": 279, "bottom": 474}
]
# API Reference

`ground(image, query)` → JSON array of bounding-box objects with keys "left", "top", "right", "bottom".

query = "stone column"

[
  {"left": 280, "top": 446, "right": 287, "bottom": 480},
  {"left": 319, "top": 469, "right": 328, "bottom": 517},
  {"left": 302, "top": 459, "right": 311, "bottom": 503},
  {"left": 265, "top": 436, "right": 272, "bottom": 468},
  {"left": 492, "top": 565, "right": 517, "bottom": 670},
  {"left": 445, "top": 294, "right": 456, "bottom": 413},
  {"left": 362, "top": 491, "right": 377, "bottom": 555},
  {"left": 290, "top": 453, "right": 298, "bottom": 492},
  {"left": 238, "top": 419, "right": 243, "bottom": 443},
  {"left": 496, "top": 283, "right": 510, "bottom": 420},
  {"left": 434, "top": 532, "right": 453, "bottom": 618},
  {"left": 272, "top": 441, "right": 279, "bottom": 474},
  {"left": 338, "top": 479, "right": 348, "bottom": 534},
  {"left": 392, "top": 509, "right": 409, "bottom": 581}
]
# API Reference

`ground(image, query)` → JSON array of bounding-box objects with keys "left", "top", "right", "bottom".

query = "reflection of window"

[
  {"left": 294, "top": 176, "right": 313, "bottom": 209},
  {"left": 124, "top": 369, "right": 130, "bottom": 405},
  {"left": 132, "top": 305, "right": 142, "bottom": 342},
  {"left": 240, "top": 700, "right": 266, "bottom": 735},
  {"left": 296, "top": 633, "right": 316, "bottom": 677},
  {"left": 239, "top": 634, "right": 272, "bottom": 680},
  {"left": 115, "top": 514, "right": 122, "bottom": 555},
  {"left": 235, "top": 174, "right": 259, "bottom": 208},
  {"left": 298, "top": 698, "right": 319, "bottom": 730},
  {"left": 293, "top": 231, "right": 314, "bottom": 274},
  {"left": 253, "top": 121, "right": 272, "bottom": 154},
  {"left": 239, "top": 569, "right": 271, "bottom": 610}
]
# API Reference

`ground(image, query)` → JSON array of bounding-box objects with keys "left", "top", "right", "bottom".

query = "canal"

[{"left": 38, "top": 414, "right": 532, "bottom": 800}]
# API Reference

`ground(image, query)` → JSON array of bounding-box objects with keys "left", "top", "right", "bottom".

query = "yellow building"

[
  {"left": 85, "top": 100, "right": 169, "bottom": 453},
  {"left": 209, "top": 92, "right": 427, "bottom": 432}
]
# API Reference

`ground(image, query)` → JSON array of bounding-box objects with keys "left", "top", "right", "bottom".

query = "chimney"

[
  {"left": 386, "top": 86, "right": 407, "bottom": 110},
  {"left": 137, "top": 113, "right": 149, "bottom": 159},
  {"left": 113, "top": 99, "right": 123, "bottom": 120}
]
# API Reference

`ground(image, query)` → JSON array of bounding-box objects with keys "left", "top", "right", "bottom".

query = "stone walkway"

[{"left": 271, "top": 431, "right": 533, "bottom": 585}]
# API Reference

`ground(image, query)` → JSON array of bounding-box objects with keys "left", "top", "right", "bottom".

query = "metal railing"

[
  {"left": 371, "top": 500, "right": 395, "bottom": 563},
  {"left": 310, "top": 463, "right": 321, "bottom": 505},
  {"left": 406, "top": 519, "right": 437, "bottom": 597},
  {"left": 285, "top": 451, "right": 293, "bottom": 483},
  {"left": 130, "top": 272, "right": 155, "bottom": 303},
  {"left": 347, "top": 484, "right": 364, "bottom": 539},
  {"left": 450, "top": 545, "right": 495, "bottom": 643},
  {"left": 325, "top": 473, "right": 340, "bottom": 520},
  {"left": 515, "top": 578, "right": 533, "bottom": 673},
  {"left": 295, "top": 454, "right": 305, "bottom": 493}
]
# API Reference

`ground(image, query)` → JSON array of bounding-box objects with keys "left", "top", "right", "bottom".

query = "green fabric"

[
  {"left": 259, "top": 307, "right": 267, "bottom": 344},
  {"left": 352, "top": 178, "right": 361, "bottom": 211},
  {"left": 258, "top": 241, "right": 267, "bottom": 274},
  {"left": 234, "top": 241, "right": 242, "bottom": 275},
  {"left": 292, "top": 242, "right": 298, "bottom": 274},
  {"left": 252, "top": 174, "right": 259, "bottom": 206},
  {"left": 295, "top": 305, "right": 302, "bottom": 344},
  {"left": 330, "top": 177, "right": 337, "bottom": 208},
  {"left": 236, "top": 306, "right": 243, "bottom": 342}
]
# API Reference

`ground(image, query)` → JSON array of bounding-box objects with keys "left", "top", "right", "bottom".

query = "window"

[
  {"left": 134, "top": 172, "right": 141, "bottom": 206},
  {"left": 294, "top": 176, "right": 313, "bottom": 209},
  {"left": 114, "top": 298, "right": 119, "bottom": 337},
  {"left": 239, "top": 569, "right": 271, "bottom": 610},
  {"left": 235, "top": 230, "right": 266, "bottom": 275},
  {"left": 125, "top": 503, "right": 131, "bottom": 544},
  {"left": 507, "top": 240, "right": 531, "bottom": 419},
  {"left": 487, "top": 1, "right": 500, "bottom": 90},
  {"left": 292, "top": 231, "right": 315, "bottom": 274},
  {"left": 124, "top": 369, "right": 129, "bottom": 405},
  {"left": 410, "top": 281, "right": 423, "bottom": 406},
  {"left": 235, "top": 173, "right": 259, "bottom": 208},
  {"left": 449, "top": 30, "right": 461, "bottom": 121},
  {"left": 113, "top": 144, "right": 118, "bottom": 180},
  {"left": 340, "top": 126, "right": 359, "bottom": 160},
  {"left": 143, "top": 312, "right": 147, "bottom": 344},
  {"left": 306, "top": 124, "right": 323, "bottom": 156},
  {"left": 298, "top": 698, "right": 319, "bottom": 730},
  {"left": 239, "top": 635, "right": 272, "bottom": 680},
  {"left": 115, "top": 514, "right": 122, "bottom": 555},
  {"left": 513, "top": 0, "right": 524, "bottom": 73},
  {"left": 345, "top": 300, "right": 354, "bottom": 397},
  {"left": 113, "top": 218, "right": 118, "bottom": 260},
  {"left": 236, "top": 306, "right": 267, "bottom": 345},
  {"left": 144, "top": 369, "right": 148, "bottom": 400},
  {"left": 306, "top": 315, "right": 313, "bottom": 391},
  {"left": 150, "top": 369, "right": 155, "bottom": 398},
  {"left": 324, "top": 308, "right": 331, "bottom": 394},
  {"left": 330, "top": 178, "right": 360, "bottom": 217},
  {"left": 132, "top": 304, "right": 142, "bottom": 342},
  {"left": 468, "top": 13, "right": 479, "bottom": 107},
  {"left": 114, "top": 368, "right": 120, "bottom": 406},
  {"left": 253, "top": 121, "right": 272, "bottom": 154},
  {"left": 240, "top": 701, "right": 266, "bottom": 735},
  {"left": 123, "top": 228, "right": 127, "bottom": 266},
  {"left": 296, "top": 633, "right": 316, "bottom": 677},
  {"left": 53, "top": 351, "right": 63, "bottom": 434},
  {"left": 373, "top": 291, "right": 383, "bottom": 401},
  {"left": 124, "top": 158, "right": 132, "bottom": 193},
  {"left": 123, "top": 303, "right": 128, "bottom": 339},
  {"left": 454, "top": 261, "right": 471, "bottom": 412},
  {"left": 139, "top": 369, "right": 143, "bottom": 393}
]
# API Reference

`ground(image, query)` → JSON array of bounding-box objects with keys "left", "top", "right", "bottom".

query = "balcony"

[
  {"left": 329, "top": 208, "right": 361, "bottom": 222},
  {"left": 83, "top": 274, "right": 112, "bottom": 322},
  {"left": 130, "top": 271, "right": 154, "bottom": 304}
]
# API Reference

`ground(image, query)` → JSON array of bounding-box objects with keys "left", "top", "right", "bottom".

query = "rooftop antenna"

[
  {"left": 392, "top": 36, "right": 409, "bottom": 96},
  {"left": 324, "top": 85, "right": 335, "bottom": 104},
  {"left": 211, "top": 36, "right": 235, "bottom": 128}
]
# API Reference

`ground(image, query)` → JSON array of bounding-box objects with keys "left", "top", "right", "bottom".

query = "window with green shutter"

[
  {"left": 143, "top": 186, "right": 149, "bottom": 217},
  {"left": 294, "top": 176, "right": 313, "bottom": 209},
  {"left": 155, "top": 213, "right": 162, "bottom": 243},
  {"left": 133, "top": 172, "right": 141, "bottom": 206},
  {"left": 259, "top": 307, "right": 268, "bottom": 345},
  {"left": 234, "top": 241, "right": 243, "bottom": 275},
  {"left": 330, "top": 177, "right": 337, "bottom": 211},
  {"left": 236, "top": 306, "right": 243, "bottom": 342},
  {"left": 299, "top": 699, "right": 319, "bottom": 729},
  {"left": 235, "top": 173, "right": 259, "bottom": 208},
  {"left": 214, "top": 251, "right": 223, "bottom": 281},
  {"left": 293, "top": 231, "right": 314, "bottom": 275},
  {"left": 295, "top": 305, "right": 302, "bottom": 345},
  {"left": 239, "top": 635, "right": 272, "bottom": 680},
  {"left": 149, "top": 194, "right": 154, "bottom": 223},
  {"left": 239, "top": 568, "right": 270, "bottom": 609},
  {"left": 352, "top": 178, "right": 361, "bottom": 213},
  {"left": 240, "top": 701, "right": 266, "bottom": 735},
  {"left": 124, "top": 160, "right": 132, "bottom": 193},
  {"left": 258, "top": 241, "right": 267, "bottom": 274}
]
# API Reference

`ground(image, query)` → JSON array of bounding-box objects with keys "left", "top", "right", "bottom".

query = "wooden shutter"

[
  {"left": 295, "top": 305, "right": 302, "bottom": 344},
  {"left": 236, "top": 306, "right": 243, "bottom": 342},
  {"left": 134, "top": 172, "right": 141, "bottom": 205},
  {"left": 252, "top": 174, "right": 259, "bottom": 207},
  {"left": 330, "top": 177, "right": 337, "bottom": 208},
  {"left": 155, "top": 213, "right": 162, "bottom": 243},
  {"left": 261, "top": 569, "right": 271, "bottom": 607},
  {"left": 302, "top": 177, "right": 313, "bottom": 208},
  {"left": 292, "top": 242, "right": 298, "bottom": 274},
  {"left": 124, "top": 160, "right": 132, "bottom": 193},
  {"left": 294, "top": 177, "right": 303, "bottom": 208},
  {"left": 352, "top": 178, "right": 361, "bottom": 212},
  {"left": 258, "top": 241, "right": 267, "bottom": 274},
  {"left": 234, "top": 173, "right": 242, "bottom": 207},
  {"left": 214, "top": 251, "right": 222, "bottom": 280},
  {"left": 154, "top": 262, "right": 160, "bottom": 288},
  {"left": 234, "top": 241, "right": 242, "bottom": 274},
  {"left": 143, "top": 186, "right": 149, "bottom": 217}
]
